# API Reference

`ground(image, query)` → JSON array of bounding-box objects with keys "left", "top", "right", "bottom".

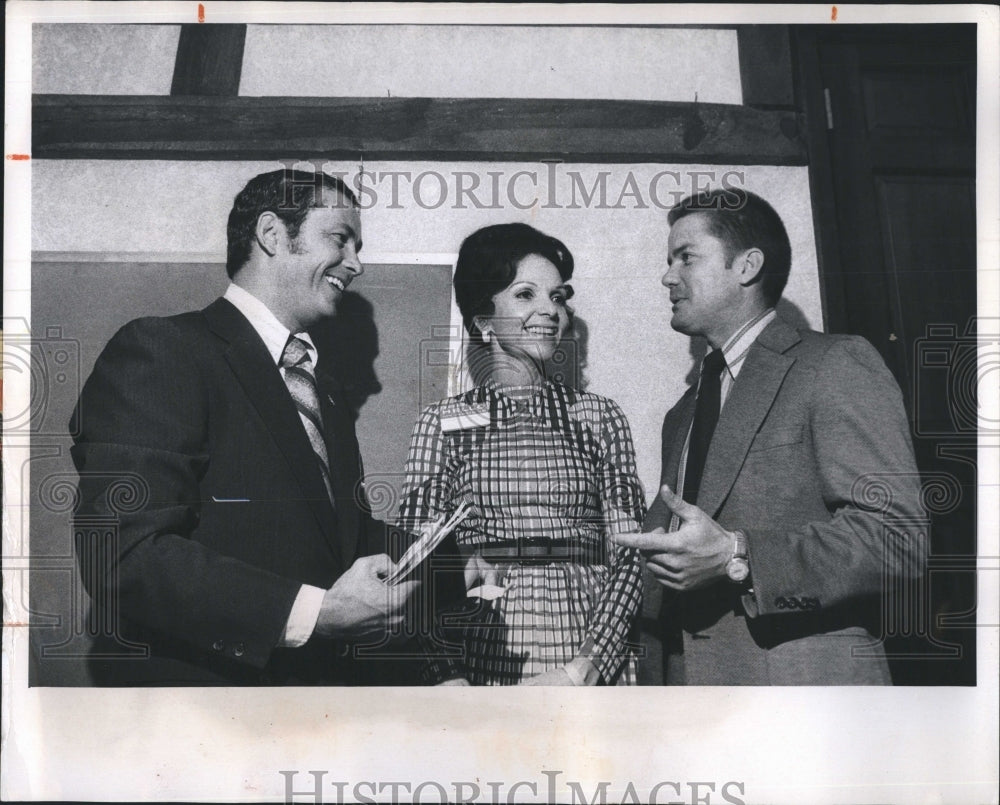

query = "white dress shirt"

[{"left": 223, "top": 283, "right": 327, "bottom": 647}]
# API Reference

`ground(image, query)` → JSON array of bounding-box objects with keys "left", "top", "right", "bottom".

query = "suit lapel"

[
  {"left": 664, "top": 389, "right": 696, "bottom": 492},
  {"left": 697, "top": 318, "right": 800, "bottom": 519},
  {"left": 202, "top": 299, "right": 340, "bottom": 548},
  {"left": 642, "top": 387, "right": 695, "bottom": 533}
]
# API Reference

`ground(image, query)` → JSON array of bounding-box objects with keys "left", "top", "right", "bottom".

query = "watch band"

[
  {"left": 726, "top": 529, "right": 751, "bottom": 583},
  {"left": 732, "top": 529, "right": 749, "bottom": 560}
]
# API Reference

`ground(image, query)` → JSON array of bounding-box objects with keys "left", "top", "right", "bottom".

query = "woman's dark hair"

[{"left": 453, "top": 223, "right": 575, "bottom": 343}]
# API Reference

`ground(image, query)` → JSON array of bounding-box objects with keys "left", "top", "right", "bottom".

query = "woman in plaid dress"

[{"left": 398, "top": 223, "right": 645, "bottom": 686}]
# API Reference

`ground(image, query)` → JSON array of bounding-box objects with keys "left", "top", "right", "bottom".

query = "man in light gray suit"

[{"left": 615, "top": 188, "right": 926, "bottom": 684}]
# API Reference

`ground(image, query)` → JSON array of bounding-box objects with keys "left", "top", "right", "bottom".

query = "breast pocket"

[{"left": 748, "top": 425, "right": 804, "bottom": 453}]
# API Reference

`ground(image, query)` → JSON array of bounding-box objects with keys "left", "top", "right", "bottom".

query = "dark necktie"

[
  {"left": 281, "top": 335, "right": 335, "bottom": 508},
  {"left": 683, "top": 349, "right": 726, "bottom": 505}
]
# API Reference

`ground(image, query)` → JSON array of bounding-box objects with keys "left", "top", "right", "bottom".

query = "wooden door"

[{"left": 798, "top": 24, "right": 978, "bottom": 684}]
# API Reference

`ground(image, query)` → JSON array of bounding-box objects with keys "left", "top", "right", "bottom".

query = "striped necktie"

[{"left": 281, "top": 335, "right": 335, "bottom": 508}]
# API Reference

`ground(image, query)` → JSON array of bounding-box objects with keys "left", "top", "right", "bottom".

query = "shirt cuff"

[{"left": 280, "top": 584, "right": 326, "bottom": 647}]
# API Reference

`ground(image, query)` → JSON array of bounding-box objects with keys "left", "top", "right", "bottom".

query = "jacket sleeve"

[
  {"left": 742, "top": 337, "right": 928, "bottom": 617},
  {"left": 70, "top": 318, "right": 301, "bottom": 669}
]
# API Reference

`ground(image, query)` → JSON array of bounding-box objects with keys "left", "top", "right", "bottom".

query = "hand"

[
  {"left": 313, "top": 554, "right": 420, "bottom": 640},
  {"left": 463, "top": 552, "right": 499, "bottom": 591},
  {"left": 519, "top": 668, "right": 574, "bottom": 686},
  {"left": 611, "top": 485, "right": 734, "bottom": 591},
  {"left": 519, "top": 657, "right": 598, "bottom": 686},
  {"left": 437, "top": 677, "right": 471, "bottom": 686}
]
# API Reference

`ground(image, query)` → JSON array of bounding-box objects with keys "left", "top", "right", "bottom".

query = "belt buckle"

[{"left": 517, "top": 536, "right": 551, "bottom": 563}]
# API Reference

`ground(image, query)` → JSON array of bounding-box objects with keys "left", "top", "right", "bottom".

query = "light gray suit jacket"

[{"left": 641, "top": 317, "right": 926, "bottom": 685}]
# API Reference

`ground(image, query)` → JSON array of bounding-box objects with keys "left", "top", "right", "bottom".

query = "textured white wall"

[
  {"left": 240, "top": 25, "right": 742, "bottom": 102},
  {"left": 32, "top": 24, "right": 181, "bottom": 94},
  {"left": 33, "top": 23, "right": 741, "bottom": 102},
  {"left": 33, "top": 159, "right": 822, "bottom": 504}
]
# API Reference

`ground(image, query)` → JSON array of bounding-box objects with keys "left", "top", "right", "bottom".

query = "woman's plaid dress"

[{"left": 398, "top": 379, "right": 645, "bottom": 685}]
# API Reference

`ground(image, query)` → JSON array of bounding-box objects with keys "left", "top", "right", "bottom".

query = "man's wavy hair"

[
  {"left": 226, "top": 169, "right": 358, "bottom": 278},
  {"left": 668, "top": 187, "right": 791, "bottom": 306}
]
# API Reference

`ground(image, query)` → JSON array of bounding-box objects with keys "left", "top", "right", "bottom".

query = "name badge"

[{"left": 440, "top": 410, "right": 491, "bottom": 432}]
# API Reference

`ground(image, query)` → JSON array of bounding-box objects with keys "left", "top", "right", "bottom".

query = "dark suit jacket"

[
  {"left": 70, "top": 298, "right": 386, "bottom": 685},
  {"left": 642, "top": 317, "right": 926, "bottom": 684}
]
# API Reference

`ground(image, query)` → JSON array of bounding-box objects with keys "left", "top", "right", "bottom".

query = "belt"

[{"left": 478, "top": 537, "right": 606, "bottom": 565}]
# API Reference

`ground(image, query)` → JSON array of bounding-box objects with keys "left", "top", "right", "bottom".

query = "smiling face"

[
  {"left": 661, "top": 212, "right": 746, "bottom": 348},
  {"left": 268, "top": 198, "right": 363, "bottom": 332},
  {"left": 479, "top": 254, "right": 572, "bottom": 377}
]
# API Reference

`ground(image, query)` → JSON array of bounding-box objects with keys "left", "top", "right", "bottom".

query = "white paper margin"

[{"left": 3, "top": 3, "right": 999, "bottom": 804}]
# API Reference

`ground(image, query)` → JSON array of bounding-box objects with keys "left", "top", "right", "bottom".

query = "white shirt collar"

[
  {"left": 719, "top": 308, "right": 777, "bottom": 381},
  {"left": 223, "top": 283, "right": 316, "bottom": 366}
]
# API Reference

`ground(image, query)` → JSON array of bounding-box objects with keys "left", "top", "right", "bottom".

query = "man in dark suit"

[
  {"left": 71, "top": 169, "right": 420, "bottom": 685},
  {"left": 615, "top": 188, "right": 926, "bottom": 684}
]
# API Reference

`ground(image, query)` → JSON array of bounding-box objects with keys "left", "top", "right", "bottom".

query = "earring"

[{"left": 481, "top": 328, "right": 492, "bottom": 344}]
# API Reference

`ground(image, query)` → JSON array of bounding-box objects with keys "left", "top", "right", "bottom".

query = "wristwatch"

[{"left": 726, "top": 530, "right": 750, "bottom": 583}]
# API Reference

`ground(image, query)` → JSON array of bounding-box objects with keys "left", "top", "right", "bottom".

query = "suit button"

[
  {"left": 212, "top": 640, "right": 225, "bottom": 652},
  {"left": 233, "top": 643, "right": 246, "bottom": 658}
]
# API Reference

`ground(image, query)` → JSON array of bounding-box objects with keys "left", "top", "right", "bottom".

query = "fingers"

[
  {"left": 464, "top": 554, "right": 486, "bottom": 589},
  {"left": 657, "top": 578, "right": 690, "bottom": 591},
  {"left": 643, "top": 557, "right": 704, "bottom": 591},
  {"left": 355, "top": 553, "right": 393, "bottom": 576},
  {"left": 610, "top": 526, "right": 663, "bottom": 546},
  {"left": 645, "top": 564, "right": 688, "bottom": 590},
  {"left": 464, "top": 565, "right": 479, "bottom": 590},
  {"left": 464, "top": 554, "right": 500, "bottom": 589},
  {"left": 642, "top": 552, "right": 692, "bottom": 589},
  {"left": 612, "top": 530, "right": 673, "bottom": 552},
  {"left": 518, "top": 669, "right": 574, "bottom": 686},
  {"left": 643, "top": 552, "right": 682, "bottom": 575},
  {"left": 391, "top": 579, "right": 421, "bottom": 601},
  {"left": 659, "top": 484, "right": 699, "bottom": 521},
  {"left": 646, "top": 563, "right": 683, "bottom": 583}
]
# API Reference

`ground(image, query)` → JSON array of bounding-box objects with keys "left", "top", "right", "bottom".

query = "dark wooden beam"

[
  {"left": 737, "top": 25, "right": 795, "bottom": 109},
  {"left": 792, "top": 27, "right": 845, "bottom": 332},
  {"left": 170, "top": 24, "right": 247, "bottom": 96},
  {"left": 33, "top": 95, "right": 806, "bottom": 164}
]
